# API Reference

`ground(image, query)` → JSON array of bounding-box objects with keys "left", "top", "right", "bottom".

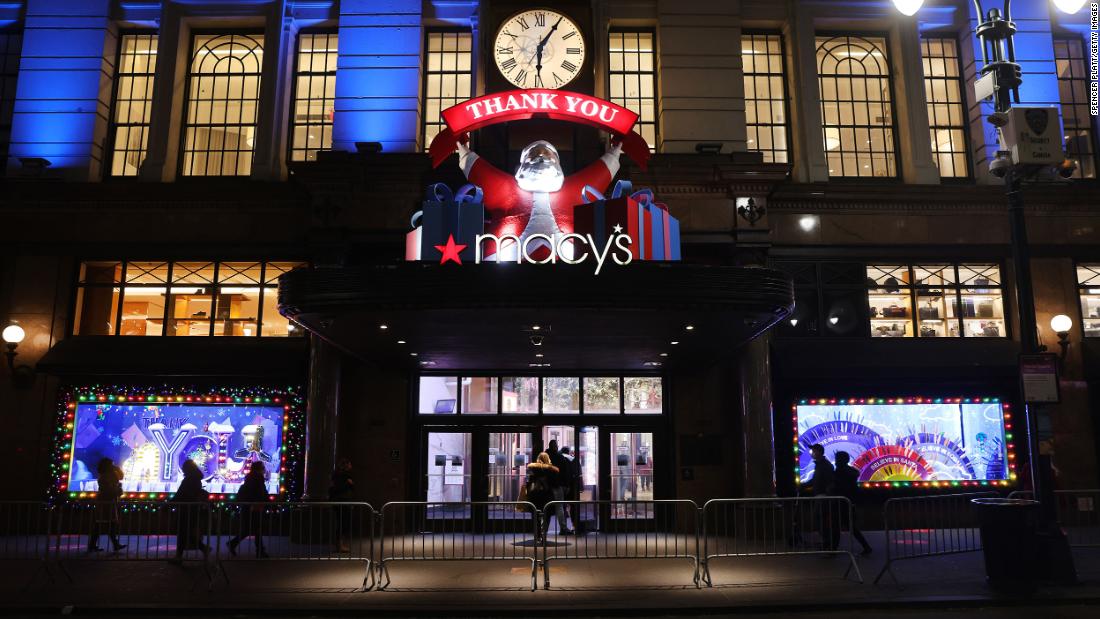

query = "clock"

[{"left": 493, "top": 9, "right": 586, "bottom": 89}]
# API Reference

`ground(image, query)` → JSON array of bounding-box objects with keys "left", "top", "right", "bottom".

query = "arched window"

[
  {"left": 816, "top": 35, "right": 897, "bottom": 178},
  {"left": 181, "top": 33, "right": 265, "bottom": 176}
]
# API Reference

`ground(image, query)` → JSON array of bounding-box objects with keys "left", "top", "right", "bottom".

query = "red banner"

[{"left": 428, "top": 89, "right": 651, "bottom": 171}]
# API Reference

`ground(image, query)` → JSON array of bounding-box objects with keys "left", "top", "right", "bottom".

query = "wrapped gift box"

[
  {"left": 573, "top": 180, "right": 650, "bottom": 260},
  {"left": 411, "top": 183, "right": 485, "bottom": 262},
  {"left": 634, "top": 189, "right": 681, "bottom": 261}
]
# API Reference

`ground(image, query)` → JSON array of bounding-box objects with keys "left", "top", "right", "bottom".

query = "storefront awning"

[{"left": 279, "top": 263, "right": 793, "bottom": 370}]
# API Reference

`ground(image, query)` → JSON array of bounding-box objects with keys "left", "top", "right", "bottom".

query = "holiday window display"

[{"left": 52, "top": 385, "right": 304, "bottom": 501}]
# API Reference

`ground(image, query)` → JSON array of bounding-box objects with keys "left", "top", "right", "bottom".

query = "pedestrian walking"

[
  {"left": 526, "top": 452, "right": 559, "bottom": 543},
  {"left": 226, "top": 461, "right": 269, "bottom": 558},
  {"left": 805, "top": 444, "right": 840, "bottom": 551},
  {"left": 834, "top": 451, "right": 872, "bottom": 555},
  {"left": 328, "top": 457, "right": 355, "bottom": 552},
  {"left": 88, "top": 458, "right": 126, "bottom": 552},
  {"left": 545, "top": 440, "right": 574, "bottom": 535},
  {"left": 170, "top": 459, "right": 210, "bottom": 564}
]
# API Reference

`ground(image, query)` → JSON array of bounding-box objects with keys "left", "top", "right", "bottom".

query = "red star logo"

[{"left": 434, "top": 234, "right": 467, "bottom": 265}]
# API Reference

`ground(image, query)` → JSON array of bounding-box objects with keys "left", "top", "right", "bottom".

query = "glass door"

[
  {"left": 611, "top": 431, "right": 654, "bottom": 518},
  {"left": 426, "top": 431, "right": 471, "bottom": 518},
  {"left": 487, "top": 431, "right": 532, "bottom": 518}
]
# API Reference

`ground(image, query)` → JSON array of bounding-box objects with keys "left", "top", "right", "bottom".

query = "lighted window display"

[
  {"left": 1075, "top": 264, "right": 1100, "bottom": 337},
  {"left": 742, "top": 32, "right": 789, "bottom": 164},
  {"left": 583, "top": 377, "right": 620, "bottom": 414},
  {"left": 488, "top": 432, "right": 532, "bottom": 514},
  {"left": 816, "top": 35, "right": 897, "bottom": 177},
  {"left": 109, "top": 33, "right": 158, "bottom": 177},
  {"left": 502, "top": 376, "right": 538, "bottom": 413},
  {"left": 73, "top": 261, "right": 306, "bottom": 337},
  {"left": 462, "top": 377, "right": 499, "bottom": 414},
  {"left": 543, "top": 377, "right": 580, "bottom": 414},
  {"left": 624, "top": 377, "right": 662, "bottom": 414},
  {"left": 181, "top": 33, "right": 264, "bottom": 176},
  {"left": 0, "top": 31, "right": 22, "bottom": 176},
  {"left": 426, "top": 432, "right": 471, "bottom": 508},
  {"left": 422, "top": 31, "right": 472, "bottom": 151},
  {"left": 609, "top": 30, "right": 657, "bottom": 150},
  {"left": 920, "top": 38, "right": 969, "bottom": 178},
  {"left": 794, "top": 397, "right": 1014, "bottom": 488},
  {"left": 418, "top": 376, "right": 458, "bottom": 414},
  {"left": 1054, "top": 37, "right": 1096, "bottom": 179},
  {"left": 290, "top": 32, "right": 337, "bottom": 162},
  {"left": 867, "top": 264, "right": 1004, "bottom": 338},
  {"left": 611, "top": 432, "right": 654, "bottom": 518}
]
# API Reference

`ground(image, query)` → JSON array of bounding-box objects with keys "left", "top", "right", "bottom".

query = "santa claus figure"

[{"left": 457, "top": 138, "right": 622, "bottom": 259}]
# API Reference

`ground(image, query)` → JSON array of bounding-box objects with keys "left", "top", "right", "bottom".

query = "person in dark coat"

[
  {"left": 88, "top": 458, "right": 126, "bottom": 552},
  {"left": 560, "top": 446, "right": 583, "bottom": 533},
  {"left": 545, "top": 440, "right": 574, "bottom": 535},
  {"left": 328, "top": 458, "right": 355, "bottom": 552},
  {"left": 834, "top": 451, "right": 872, "bottom": 555},
  {"left": 805, "top": 444, "right": 839, "bottom": 551},
  {"left": 170, "top": 459, "right": 210, "bottom": 563},
  {"left": 227, "top": 461, "right": 269, "bottom": 558},
  {"left": 526, "top": 452, "right": 559, "bottom": 542}
]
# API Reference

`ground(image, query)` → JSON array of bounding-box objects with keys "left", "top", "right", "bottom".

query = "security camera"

[
  {"left": 530, "top": 335, "right": 544, "bottom": 346},
  {"left": 989, "top": 155, "right": 1012, "bottom": 178},
  {"left": 987, "top": 111, "right": 1009, "bottom": 128},
  {"left": 1056, "top": 159, "right": 1077, "bottom": 179}
]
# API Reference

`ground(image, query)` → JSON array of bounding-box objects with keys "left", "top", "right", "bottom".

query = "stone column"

[
  {"left": 7, "top": 0, "right": 115, "bottom": 179},
  {"left": 783, "top": 3, "right": 828, "bottom": 183},
  {"left": 303, "top": 334, "right": 341, "bottom": 500},
  {"left": 891, "top": 17, "right": 939, "bottom": 184},
  {"left": 655, "top": 0, "right": 745, "bottom": 153},
  {"left": 739, "top": 333, "right": 776, "bottom": 497},
  {"left": 251, "top": 2, "right": 296, "bottom": 181}
]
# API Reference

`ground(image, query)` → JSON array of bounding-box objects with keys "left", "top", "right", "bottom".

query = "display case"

[{"left": 1075, "top": 265, "right": 1100, "bottom": 338}]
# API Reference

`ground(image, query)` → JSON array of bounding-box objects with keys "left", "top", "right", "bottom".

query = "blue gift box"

[{"left": 417, "top": 183, "right": 484, "bottom": 262}]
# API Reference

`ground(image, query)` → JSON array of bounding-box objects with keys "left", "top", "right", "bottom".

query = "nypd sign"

[{"left": 1005, "top": 107, "right": 1063, "bottom": 166}]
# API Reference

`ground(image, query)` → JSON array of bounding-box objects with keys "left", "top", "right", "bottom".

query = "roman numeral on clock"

[
  {"left": 496, "top": 46, "right": 513, "bottom": 56},
  {"left": 562, "top": 31, "right": 577, "bottom": 40},
  {"left": 534, "top": 73, "right": 544, "bottom": 88},
  {"left": 534, "top": 12, "right": 546, "bottom": 27},
  {"left": 500, "top": 58, "right": 517, "bottom": 72},
  {"left": 515, "top": 69, "right": 528, "bottom": 86},
  {"left": 567, "top": 47, "right": 581, "bottom": 55},
  {"left": 552, "top": 72, "right": 565, "bottom": 87},
  {"left": 517, "top": 17, "right": 530, "bottom": 30},
  {"left": 561, "top": 60, "right": 578, "bottom": 73}
]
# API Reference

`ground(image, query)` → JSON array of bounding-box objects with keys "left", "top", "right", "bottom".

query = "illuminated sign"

[{"left": 473, "top": 227, "right": 634, "bottom": 274}]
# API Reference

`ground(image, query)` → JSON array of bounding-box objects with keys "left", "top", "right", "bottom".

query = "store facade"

[{"left": 1, "top": 0, "right": 1100, "bottom": 509}]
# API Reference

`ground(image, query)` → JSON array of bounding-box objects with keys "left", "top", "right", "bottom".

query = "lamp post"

[{"left": 2, "top": 324, "right": 34, "bottom": 389}]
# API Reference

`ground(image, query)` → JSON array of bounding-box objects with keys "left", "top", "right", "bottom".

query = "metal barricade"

[
  {"left": 377, "top": 501, "right": 539, "bottom": 591},
  {"left": 874, "top": 491, "right": 997, "bottom": 585},
  {"left": 0, "top": 501, "right": 54, "bottom": 588},
  {"left": 701, "top": 497, "right": 863, "bottom": 587},
  {"left": 1010, "top": 489, "right": 1100, "bottom": 548},
  {"left": 211, "top": 501, "right": 375, "bottom": 591},
  {"left": 50, "top": 501, "right": 215, "bottom": 585},
  {"left": 541, "top": 500, "right": 701, "bottom": 589}
]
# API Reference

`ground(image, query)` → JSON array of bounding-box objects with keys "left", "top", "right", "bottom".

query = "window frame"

[
  {"left": 1053, "top": 34, "right": 1099, "bottom": 180},
  {"left": 607, "top": 27, "right": 659, "bottom": 152},
  {"left": 0, "top": 29, "right": 24, "bottom": 178},
  {"left": 815, "top": 32, "right": 902, "bottom": 180},
  {"left": 178, "top": 30, "right": 266, "bottom": 178},
  {"left": 919, "top": 34, "right": 971, "bottom": 181},
  {"left": 420, "top": 28, "right": 473, "bottom": 153},
  {"left": 1074, "top": 262, "right": 1100, "bottom": 337},
  {"left": 741, "top": 30, "right": 791, "bottom": 164},
  {"left": 287, "top": 29, "right": 337, "bottom": 163},
  {"left": 105, "top": 30, "right": 159, "bottom": 179},
  {"left": 416, "top": 373, "right": 665, "bottom": 417}
]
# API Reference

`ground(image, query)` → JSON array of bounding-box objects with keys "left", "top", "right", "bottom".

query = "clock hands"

[{"left": 533, "top": 15, "right": 565, "bottom": 87}]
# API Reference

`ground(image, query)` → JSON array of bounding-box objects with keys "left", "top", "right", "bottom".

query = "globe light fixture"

[
  {"left": 2, "top": 324, "right": 33, "bottom": 388},
  {"left": 892, "top": 0, "right": 924, "bottom": 16},
  {"left": 1051, "top": 0, "right": 1087, "bottom": 14},
  {"left": 2, "top": 324, "right": 25, "bottom": 344},
  {"left": 1050, "top": 314, "right": 1072, "bottom": 334}
]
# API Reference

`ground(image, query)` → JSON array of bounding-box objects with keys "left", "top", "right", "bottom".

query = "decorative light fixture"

[
  {"left": 790, "top": 318, "right": 799, "bottom": 327},
  {"left": 379, "top": 324, "right": 388, "bottom": 330},
  {"left": 1050, "top": 314, "right": 1073, "bottom": 360},
  {"left": 685, "top": 325, "right": 695, "bottom": 331},
  {"left": 2, "top": 324, "right": 33, "bottom": 389},
  {"left": 397, "top": 340, "right": 406, "bottom": 344},
  {"left": 670, "top": 341, "right": 680, "bottom": 345},
  {"left": 891, "top": 0, "right": 924, "bottom": 16},
  {"left": 1052, "top": 0, "right": 1087, "bottom": 14},
  {"left": 660, "top": 352, "right": 669, "bottom": 357},
  {"left": 798, "top": 215, "right": 819, "bottom": 232},
  {"left": 532, "top": 325, "right": 542, "bottom": 331}
]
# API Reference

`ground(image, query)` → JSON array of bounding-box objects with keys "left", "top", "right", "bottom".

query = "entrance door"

[
  {"left": 611, "top": 431, "right": 654, "bottom": 518},
  {"left": 487, "top": 431, "right": 532, "bottom": 518},
  {"left": 426, "top": 431, "right": 471, "bottom": 518}
]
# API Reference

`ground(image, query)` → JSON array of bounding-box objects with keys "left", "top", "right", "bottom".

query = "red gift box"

[{"left": 573, "top": 180, "right": 651, "bottom": 260}]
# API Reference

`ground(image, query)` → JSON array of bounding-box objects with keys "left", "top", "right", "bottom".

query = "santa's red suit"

[{"left": 458, "top": 143, "right": 622, "bottom": 240}]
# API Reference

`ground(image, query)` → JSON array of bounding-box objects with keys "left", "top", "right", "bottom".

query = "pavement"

[{"left": 1, "top": 531, "right": 1098, "bottom": 616}]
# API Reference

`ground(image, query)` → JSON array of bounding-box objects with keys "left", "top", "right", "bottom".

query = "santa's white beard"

[{"left": 515, "top": 161, "right": 564, "bottom": 192}]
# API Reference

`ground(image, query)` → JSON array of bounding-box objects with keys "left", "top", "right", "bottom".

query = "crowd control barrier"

[
  {"left": 1008, "top": 489, "right": 1100, "bottom": 548},
  {"left": 540, "top": 500, "right": 701, "bottom": 589},
  {"left": 211, "top": 501, "right": 375, "bottom": 591},
  {"left": 51, "top": 501, "right": 216, "bottom": 586},
  {"left": 874, "top": 491, "right": 998, "bottom": 585},
  {"left": 701, "top": 497, "right": 863, "bottom": 587},
  {"left": 0, "top": 501, "right": 54, "bottom": 588},
  {"left": 377, "top": 501, "right": 540, "bottom": 591}
]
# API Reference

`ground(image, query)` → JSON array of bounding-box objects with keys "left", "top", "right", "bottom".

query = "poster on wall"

[
  {"left": 795, "top": 397, "right": 1013, "bottom": 487},
  {"left": 68, "top": 401, "right": 285, "bottom": 495}
]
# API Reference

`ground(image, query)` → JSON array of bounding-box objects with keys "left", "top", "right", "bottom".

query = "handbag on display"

[
  {"left": 918, "top": 304, "right": 939, "bottom": 320},
  {"left": 977, "top": 300, "right": 994, "bottom": 318},
  {"left": 920, "top": 326, "right": 937, "bottom": 337},
  {"left": 957, "top": 298, "right": 977, "bottom": 317},
  {"left": 883, "top": 305, "right": 907, "bottom": 318},
  {"left": 982, "top": 323, "right": 1001, "bottom": 337}
]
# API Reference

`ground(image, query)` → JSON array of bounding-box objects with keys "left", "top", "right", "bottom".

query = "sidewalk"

[{"left": 2, "top": 533, "right": 1098, "bottom": 614}]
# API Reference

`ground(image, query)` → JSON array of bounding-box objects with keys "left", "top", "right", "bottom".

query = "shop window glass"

[
  {"left": 423, "top": 31, "right": 472, "bottom": 151},
  {"left": 867, "top": 265, "right": 912, "bottom": 337},
  {"left": 502, "top": 376, "right": 539, "bottom": 413},
  {"left": 109, "top": 33, "right": 158, "bottom": 176},
  {"left": 611, "top": 432, "right": 654, "bottom": 518},
  {"left": 955, "top": 265, "right": 1004, "bottom": 338},
  {"left": 73, "top": 261, "right": 305, "bottom": 337},
  {"left": 742, "top": 32, "right": 789, "bottom": 163},
  {"left": 816, "top": 35, "right": 897, "bottom": 178},
  {"left": 609, "top": 30, "right": 658, "bottom": 150},
  {"left": 583, "top": 377, "right": 621, "bottom": 414},
  {"left": 1054, "top": 37, "right": 1097, "bottom": 179},
  {"left": 1076, "top": 265, "right": 1100, "bottom": 337},
  {"left": 462, "top": 376, "right": 499, "bottom": 414},
  {"left": 867, "top": 264, "right": 1004, "bottom": 338},
  {"left": 419, "top": 376, "right": 459, "bottom": 414},
  {"left": 543, "top": 377, "right": 580, "bottom": 414},
  {"left": 181, "top": 33, "right": 264, "bottom": 176},
  {"left": 920, "top": 38, "right": 969, "bottom": 178},
  {"left": 624, "top": 377, "right": 662, "bottom": 414},
  {"left": 290, "top": 32, "right": 337, "bottom": 162}
]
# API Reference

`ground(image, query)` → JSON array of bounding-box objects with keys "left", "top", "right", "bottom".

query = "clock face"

[{"left": 493, "top": 9, "right": 585, "bottom": 89}]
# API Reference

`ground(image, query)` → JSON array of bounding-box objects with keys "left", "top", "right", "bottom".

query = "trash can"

[{"left": 971, "top": 498, "right": 1039, "bottom": 593}]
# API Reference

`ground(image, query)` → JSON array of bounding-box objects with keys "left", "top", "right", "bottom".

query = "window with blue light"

[
  {"left": 290, "top": 32, "right": 337, "bottom": 162},
  {"left": 422, "top": 31, "right": 472, "bottom": 152},
  {"left": 1054, "top": 37, "right": 1096, "bottom": 179},
  {"left": 921, "top": 37, "right": 969, "bottom": 179}
]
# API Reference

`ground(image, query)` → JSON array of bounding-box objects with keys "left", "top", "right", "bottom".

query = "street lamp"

[
  {"left": 892, "top": 0, "right": 1091, "bottom": 17},
  {"left": 2, "top": 324, "right": 34, "bottom": 388},
  {"left": 892, "top": 0, "right": 925, "bottom": 16},
  {"left": 1051, "top": 0, "right": 1088, "bottom": 14},
  {"left": 1050, "top": 314, "right": 1073, "bottom": 360}
]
